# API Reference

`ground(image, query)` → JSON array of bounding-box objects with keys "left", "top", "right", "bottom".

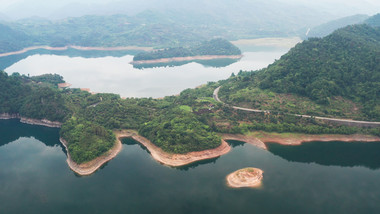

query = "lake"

[
  {"left": 3, "top": 48, "right": 286, "bottom": 98},
  {"left": 1, "top": 120, "right": 380, "bottom": 214}
]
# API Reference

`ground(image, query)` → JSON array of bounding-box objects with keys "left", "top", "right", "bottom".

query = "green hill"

[
  {"left": 0, "top": 24, "right": 32, "bottom": 53},
  {"left": 219, "top": 24, "right": 380, "bottom": 121}
]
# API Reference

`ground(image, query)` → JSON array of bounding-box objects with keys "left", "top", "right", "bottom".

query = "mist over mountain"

[
  {"left": 305, "top": 14, "right": 370, "bottom": 38},
  {"left": 1, "top": 0, "right": 378, "bottom": 24},
  {"left": 366, "top": 13, "right": 380, "bottom": 27}
]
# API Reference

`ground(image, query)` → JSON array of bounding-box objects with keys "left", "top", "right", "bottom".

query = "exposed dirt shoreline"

[
  {"left": 223, "top": 132, "right": 380, "bottom": 150},
  {"left": 0, "top": 45, "right": 153, "bottom": 57},
  {"left": 226, "top": 168, "right": 264, "bottom": 188},
  {"left": 60, "top": 133, "right": 123, "bottom": 176},
  {"left": 131, "top": 55, "right": 242, "bottom": 65},
  {"left": 2, "top": 115, "right": 379, "bottom": 175},
  {"left": 115, "top": 129, "right": 231, "bottom": 167}
]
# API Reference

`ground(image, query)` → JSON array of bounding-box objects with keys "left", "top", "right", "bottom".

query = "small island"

[
  {"left": 131, "top": 38, "right": 242, "bottom": 65},
  {"left": 226, "top": 168, "right": 264, "bottom": 188}
]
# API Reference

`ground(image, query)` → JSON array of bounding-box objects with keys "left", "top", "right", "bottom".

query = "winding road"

[{"left": 213, "top": 86, "right": 380, "bottom": 128}]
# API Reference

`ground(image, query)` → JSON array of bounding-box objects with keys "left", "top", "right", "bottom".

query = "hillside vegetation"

[
  {"left": 220, "top": 24, "right": 380, "bottom": 121},
  {"left": 1, "top": 21, "right": 380, "bottom": 165}
]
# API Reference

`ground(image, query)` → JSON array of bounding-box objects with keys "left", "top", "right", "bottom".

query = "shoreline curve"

[
  {"left": 116, "top": 129, "right": 231, "bottom": 167},
  {"left": 59, "top": 132, "right": 123, "bottom": 176},
  {"left": 2, "top": 115, "right": 380, "bottom": 175},
  {"left": 222, "top": 132, "right": 380, "bottom": 150}
]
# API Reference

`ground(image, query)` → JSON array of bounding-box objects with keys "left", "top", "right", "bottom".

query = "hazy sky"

[{"left": 0, "top": 0, "right": 379, "bottom": 20}]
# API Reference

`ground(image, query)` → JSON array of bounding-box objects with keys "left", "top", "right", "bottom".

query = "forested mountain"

[
  {"left": 220, "top": 24, "right": 380, "bottom": 120},
  {"left": 133, "top": 38, "right": 241, "bottom": 61},
  {"left": 0, "top": 71, "right": 69, "bottom": 121},
  {"left": 305, "top": 14, "right": 369, "bottom": 38},
  {"left": 0, "top": 0, "right": 343, "bottom": 53},
  {"left": 0, "top": 23, "right": 32, "bottom": 53}
]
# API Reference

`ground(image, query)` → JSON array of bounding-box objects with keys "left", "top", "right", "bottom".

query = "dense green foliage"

[
  {"left": 0, "top": 71, "right": 29, "bottom": 113},
  {"left": 81, "top": 96, "right": 156, "bottom": 130},
  {"left": 259, "top": 25, "right": 380, "bottom": 102},
  {"left": 19, "top": 86, "right": 69, "bottom": 122},
  {"left": 133, "top": 38, "right": 241, "bottom": 61},
  {"left": 0, "top": 23, "right": 33, "bottom": 53},
  {"left": 30, "top": 74, "right": 65, "bottom": 86},
  {"left": 0, "top": 71, "right": 69, "bottom": 121},
  {"left": 139, "top": 109, "right": 221, "bottom": 153},
  {"left": 60, "top": 117, "right": 115, "bottom": 164}
]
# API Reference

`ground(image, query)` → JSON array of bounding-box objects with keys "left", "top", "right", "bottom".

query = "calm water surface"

[
  {"left": 3, "top": 49, "right": 286, "bottom": 98},
  {"left": 1, "top": 120, "right": 380, "bottom": 214}
]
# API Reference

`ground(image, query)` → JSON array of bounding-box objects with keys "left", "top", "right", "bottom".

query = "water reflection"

[
  {"left": 4, "top": 50, "right": 286, "bottom": 98},
  {"left": 0, "top": 48, "right": 141, "bottom": 71},
  {"left": 175, "top": 157, "right": 220, "bottom": 171},
  {"left": 2, "top": 120, "right": 380, "bottom": 214},
  {"left": 0, "top": 119, "right": 63, "bottom": 151},
  {"left": 266, "top": 141, "right": 380, "bottom": 170},
  {"left": 133, "top": 58, "right": 240, "bottom": 69},
  {"left": 122, "top": 137, "right": 220, "bottom": 170},
  {"left": 225, "top": 140, "right": 246, "bottom": 148}
]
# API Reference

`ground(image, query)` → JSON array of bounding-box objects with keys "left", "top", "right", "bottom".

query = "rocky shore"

[
  {"left": 222, "top": 132, "right": 380, "bottom": 150},
  {"left": 0, "top": 113, "right": 62, "bottom": 128}
]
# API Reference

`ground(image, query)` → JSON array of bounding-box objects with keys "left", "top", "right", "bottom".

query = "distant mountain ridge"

[
  {"left": 305, "top": 14, "right": 369, "bottom": 38},
  {"left": 305, "top": 13, "right": 380, "bottom": 38},
  {"left": 0, "top": 0, "right": 340, "bottom": 53}
]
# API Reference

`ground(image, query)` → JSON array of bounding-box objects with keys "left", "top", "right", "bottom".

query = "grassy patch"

[{"left": 179, "top": 105, "right": 192, "bottom": 112}]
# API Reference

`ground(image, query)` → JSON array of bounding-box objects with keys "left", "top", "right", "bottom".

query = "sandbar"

[{"left": 226, "top": 168, "right": 264, "bottom": 188}]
